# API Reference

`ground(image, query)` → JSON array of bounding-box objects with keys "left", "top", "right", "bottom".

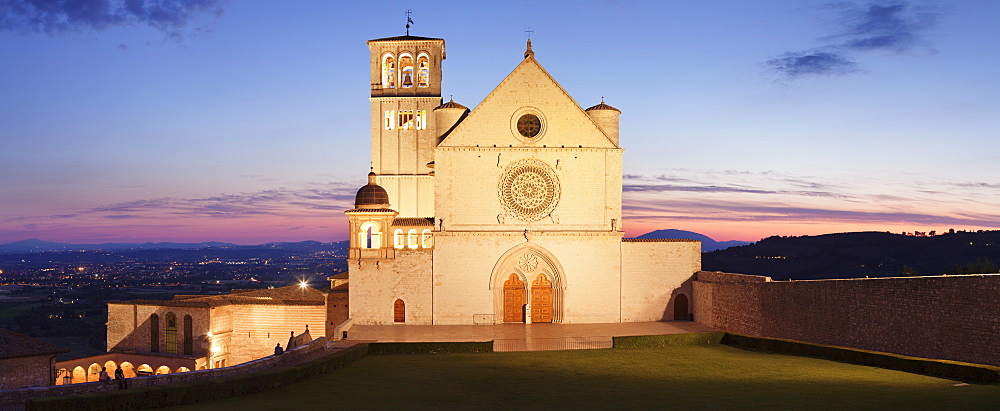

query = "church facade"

[{"left": 345, "top": 34, "right": 700, "bottom": 325}]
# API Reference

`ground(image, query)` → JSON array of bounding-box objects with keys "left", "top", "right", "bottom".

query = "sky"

[{"left": 1, "top": 0, "right": 999, "bottom": 245}]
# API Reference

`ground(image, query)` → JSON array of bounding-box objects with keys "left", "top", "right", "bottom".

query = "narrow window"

[
  {"left": 399, "top": 54, "right": 414, "bottom": 88},
  {"left": 421, "top": 229, "right": 432, "bottom": 248},
  {"left": 417, "top": 54, "right": 429, "bottom": 87},
  {"left": 183, "top": 315, "right": 193, "bottom": 355},
  {"left": 415, "top": 110, "right": 428, "bottom": 130},
  {"left": 393, "top": 229, "right": 405, "bottom": 249},
  {"left": 382, "top": 54, "right": 396, "bottom": 89},
  {"left": 407, "top": 229, "right": 418, "bottom": 249},
  {"left": 165, "top": 312, "right": 177, "bottom": 354},
  {"left": 150, "top": 314, "right": 159, "bottom": 353},
  {"left": 384, "top": 110, "right": 395, "bottom": 129}
]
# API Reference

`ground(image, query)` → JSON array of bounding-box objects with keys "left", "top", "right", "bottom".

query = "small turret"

[
  {"left": 434, "top": 97, "right": 469, "bottom": 140},
  {"left": 585, "top": 99, "right": 621, "bottom": 145}
]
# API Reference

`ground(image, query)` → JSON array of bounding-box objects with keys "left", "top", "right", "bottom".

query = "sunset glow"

[{"left": 1, "top": 1, "right": 998, "bottom": 244}]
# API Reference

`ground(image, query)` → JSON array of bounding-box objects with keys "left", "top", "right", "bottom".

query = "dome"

[
  {"left": 435, "top": 98, "right": 467, "bottom": 110},
  {"left": 585, "top": 101, "right": 621, "bottom": 113},
  {"left": 354, "top": 172, "right": 390, "bottom": 208}
]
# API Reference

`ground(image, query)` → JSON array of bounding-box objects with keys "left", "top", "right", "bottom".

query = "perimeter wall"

[{"left": 693, "top": 271, "right": 1000, "bottom": 367}]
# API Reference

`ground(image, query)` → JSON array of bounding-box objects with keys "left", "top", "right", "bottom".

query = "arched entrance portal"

[
  {"left": 531, "top": 274, "right": 552, "bottom": 323},
  {"left": 674, "top": 294, "right": 689, "bottom": 321},
  {"left": 491, "top": 244, "right": 565, "bottom": 324},
  {"left": 503, "top": 274, "right": 525, "bottom": 323}
]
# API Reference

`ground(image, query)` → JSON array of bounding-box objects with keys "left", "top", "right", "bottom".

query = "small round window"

[{"left": 516, "top": 114, "right": 542, "bottom": 138}]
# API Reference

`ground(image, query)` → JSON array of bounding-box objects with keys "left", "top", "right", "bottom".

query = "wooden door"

[
  {"left": 673, "top": 294, "right": 689, "bottom": 321},
  {"left": 531, "top": 274, "right": 552, "bottom": 323},
  {"left": 394, "top": 299, "right": 405, "bottom": 323},
  {"left": 503, "top": 274, "right": 525, "bottom": 323}
]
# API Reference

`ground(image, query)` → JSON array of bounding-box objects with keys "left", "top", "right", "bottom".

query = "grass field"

[{"left": 169, "top": 345, "right": 999, "bottom": 410}]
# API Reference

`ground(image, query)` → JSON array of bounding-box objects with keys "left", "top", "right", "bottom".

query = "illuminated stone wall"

[
  {"left": 227, "top": 305, "right": 326, "bottom": 364},
  {"left": 349, "top": 250, "right": 433, "bottom": 324},
  {"left": 106, "top": 303, "right": 210, "bottom": 357},
  {"left": 694, "top": 271, "right": 1000, "bottom": 366},
  {"left": 621, "top": 240, "right": 701, "bottom": 322}
]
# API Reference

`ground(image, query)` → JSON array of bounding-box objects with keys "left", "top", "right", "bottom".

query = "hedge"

[
  {"left": 720, "top": 333, "right": 1000, "bottom": 384},
  {"left": 613, "top": 332, "right": 727, "bottom": 348},
  {"left": 27, "top": 344, "right": 369, "bottom": 411},
  {"left": 367, "top": 341, "right": 494, "bottom": 355}
]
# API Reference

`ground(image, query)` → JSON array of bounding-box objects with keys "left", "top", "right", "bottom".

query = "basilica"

[{"left": 345, "top": 34, "right": 701, "bottom": 325}]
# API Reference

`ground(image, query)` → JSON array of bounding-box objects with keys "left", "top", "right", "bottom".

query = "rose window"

[{"left": 499, "top": 159, "right": 560, "bottom": 222}]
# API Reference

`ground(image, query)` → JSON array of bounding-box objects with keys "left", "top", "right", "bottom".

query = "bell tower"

[{"left": 367, "top": 34, "right": 445, "bottom": 218}]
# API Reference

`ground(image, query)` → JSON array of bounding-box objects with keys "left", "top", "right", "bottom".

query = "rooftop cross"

[{"left": 405, "top": 10, "right": 413, "bottom": 35}]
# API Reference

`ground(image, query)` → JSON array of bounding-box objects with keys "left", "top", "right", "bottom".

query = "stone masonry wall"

[
  {"left": 620, "top": 240, "right": 700, "bottom": 322},
  {"left": 0, "top": 355, "right": 54, "bottom": 389},
  {"left": 695, "top": 271, "right": 1000, "bottom": 366}
]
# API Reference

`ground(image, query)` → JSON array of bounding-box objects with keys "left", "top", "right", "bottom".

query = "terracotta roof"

[
  {"left": 585, "top": 102, "right": 621, "bottom": 113},
  {"left": 328, "top": 272, "right": 349, "bottom": 280},
  {"left": 622, "top": 238, "right": 700, "bottom": 243},
  {"left": 113, "top": 286, "right": 325, "bottom": 308},
  {"left": 435, "top": 99, "right": 468, "bottom": 110},
  {"left": 368, "top": 35, "right": 443, "bottom": 42},
  {"left": 0, "top": 327, "right": 68, "bottom": 359},
  {"left": 392, "top": 217, "right": 434, "bottom": 227},
  {"left": 330, "top": 283, "right": 349, "bottom": 291}
]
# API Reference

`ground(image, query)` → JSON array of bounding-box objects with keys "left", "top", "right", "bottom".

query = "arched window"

[
  {"left": 382, "top": 54, "right": 396, "bottom": 88},
  {"left": 359, "top": 221, "right": 381, "bottom": 249},
  {"left": 165, "top": 312, "right": 177, "bottom": 354},
  {"left": 417, "top": 54, "right": 430, "bottom": 87},
  {"left": 421, "top": 229, "right": 432, "bottom": 248},
  {"left": 399, "top": 53, "right": 414, "bottom": 88},
  {"left": 393, "top": 229, "right": 405, "bottom": 249},
  {"left": 393, "top": 299, "right": 405, "bottom": 323},
  {"left": 149, "top": 314, "right": 159, "bottom": 353},
  {"left": 407, "top": 229, "right": 418, "bottom": 249},
  {"left": 183, "top": 314, "right": 193, "bottom": 355}
]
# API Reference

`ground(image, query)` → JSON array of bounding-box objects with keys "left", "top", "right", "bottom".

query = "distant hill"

[
  {"left": 636, "top": 229, "right": 752, "bottom": 252},
  {"left": 702, "top": 231, "right": 1000, "bottom": 280},
  {"left": 0, "top": 239, "right": 239, "bottom": 253}
]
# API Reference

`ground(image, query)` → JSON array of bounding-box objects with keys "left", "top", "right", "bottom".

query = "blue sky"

[{"left": 2, "top": 0, "right": 999, "bottom": 244}]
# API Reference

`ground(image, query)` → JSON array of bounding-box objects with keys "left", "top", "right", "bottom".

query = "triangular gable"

[{"left": 439, "top": 56, "right": 619, "bottom": 149}]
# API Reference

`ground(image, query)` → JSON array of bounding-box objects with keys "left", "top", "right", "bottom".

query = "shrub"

[
  {"left": 721, "top": 333, "right": 1000, "bottom": 384},
  {"left": 613, "top": 332, "right": 726, "bottom": 348},
  {"left": 367, "top": 341, "right": 494, "bottom": 355}
]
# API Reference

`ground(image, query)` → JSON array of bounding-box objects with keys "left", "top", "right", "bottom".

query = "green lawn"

[{"left": 169, "top": 345, "right": 999, "bottom": 410}]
